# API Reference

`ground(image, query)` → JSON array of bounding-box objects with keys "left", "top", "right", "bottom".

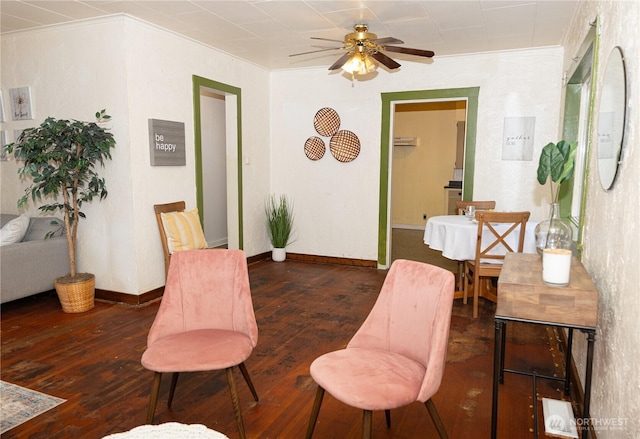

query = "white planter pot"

[{"left": 272, "top": 248, "right": 286, "bottom": 262}]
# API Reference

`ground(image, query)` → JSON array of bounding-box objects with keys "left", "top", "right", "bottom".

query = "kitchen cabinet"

[{"left": 445, "top": 188, "right": 462, "bottom": 215}]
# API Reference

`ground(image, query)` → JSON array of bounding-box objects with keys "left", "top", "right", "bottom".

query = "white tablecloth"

[
  {"left": 424, "top": 215, "right": 538, "bottom": 261},
  {"left": 102, "top": 423, "right": 229, "bottom": 439}
]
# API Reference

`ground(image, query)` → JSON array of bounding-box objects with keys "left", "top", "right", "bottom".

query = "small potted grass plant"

[{"left": 265, "top": 194, "right": 294, "bottom": 262}]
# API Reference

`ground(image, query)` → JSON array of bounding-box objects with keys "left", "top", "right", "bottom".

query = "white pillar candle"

[{"left": 542, "top": 248, "right": 572, "bottom": 286}]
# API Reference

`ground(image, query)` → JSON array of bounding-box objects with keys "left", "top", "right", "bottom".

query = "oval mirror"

[{"left": 597, "top": 47, "right": 627, "bottom": 190}]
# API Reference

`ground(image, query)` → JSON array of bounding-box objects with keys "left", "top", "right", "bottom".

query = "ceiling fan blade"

[
  {"left": 289, "top": 47, "right": 346, "bottom": 57},
  {"left": 384, "top": 45, "right": 435, "bottom": 58},
  {"left": 328, "top": 53, "right": 353, "bottom": 70},
  {"left": 372, "top": 37, "right": 404, "bottom": 45},
  {"left": 311, "top": 37, "right": 347, "bottom": 43},
  {"left": 371, "top": 51, "right": 401, "bottom": 70}
]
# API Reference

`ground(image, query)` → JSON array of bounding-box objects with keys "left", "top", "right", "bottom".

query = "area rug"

[{"left": 0, "top": 380, "right": 66, "bottom": 433}]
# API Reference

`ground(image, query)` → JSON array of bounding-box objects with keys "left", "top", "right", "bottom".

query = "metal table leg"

[
  {"left": 564, "top": 328, "right": 573, "bottom": 395},
  {"left": 532, "top": 372, "right": 539, "bottom": 439},
  {"left": 491, "top": 319, "right": 504, "bottom": 439},
  {"left": 581, "top": 330, "right": 596, "bottom": 439},
  {"left": 500, "top": 322, "right": 507, "bottom": 383}
]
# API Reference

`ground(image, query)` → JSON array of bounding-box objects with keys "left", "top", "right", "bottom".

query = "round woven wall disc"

[
  {"left": 330, "top": 130, "right": 360, "bottom": 163},
  {"left": 304, "top": 136, "right": 326, "bottom": 160},
  {"left": 313, "top": 107, "right": 341, "bottom": 137}
]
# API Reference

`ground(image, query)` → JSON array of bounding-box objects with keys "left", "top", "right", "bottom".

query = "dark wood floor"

[{"left": 1, "top": 259, "right": 572, "bottom": 438}]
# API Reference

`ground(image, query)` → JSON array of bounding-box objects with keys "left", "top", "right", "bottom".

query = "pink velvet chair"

[
  {"left": 141, "top": 249, "right": 259, "bottom": 439},
  {"left": 305, "top": 259, "right": 455, "bottom": 439}
]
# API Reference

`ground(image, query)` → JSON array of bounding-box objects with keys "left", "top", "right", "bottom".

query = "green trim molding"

[
  {"left": 378, "top": 87, "right": 480, "bottom": 266},
  {"left": 560, "top": 15, "right": 600, "bottom": 256},
  {"left": 192, "top": 75, "right": 244, "bottom": 249}
]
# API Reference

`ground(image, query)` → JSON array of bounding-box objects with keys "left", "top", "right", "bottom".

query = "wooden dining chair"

[
  {"left": 153, "top": 201, "right": 186, "bottom": 279},
  {"left": 464, "top": 211, "right": 530, "bottom": 318},
  {"left": 455, "top": 200, "right": 496, "bottom": 215},
  {"left": 154, "top": 201, "right": 209, "bottom": 280},
  {"left": 454, "top": 200, "right": 497, "bottom": 292}
]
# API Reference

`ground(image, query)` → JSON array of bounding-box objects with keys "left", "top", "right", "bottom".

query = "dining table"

[{"left": 423, "top": 214, "right": 538, "bottom": 297}]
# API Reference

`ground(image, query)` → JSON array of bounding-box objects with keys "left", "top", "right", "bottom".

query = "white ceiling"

[{"left": 1, "top": 0, "right": 580, "bottom": 70}]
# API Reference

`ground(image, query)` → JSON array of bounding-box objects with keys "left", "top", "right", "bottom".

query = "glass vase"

[{"left": 534, "top": 203, "right": 573, "bottom": 255}]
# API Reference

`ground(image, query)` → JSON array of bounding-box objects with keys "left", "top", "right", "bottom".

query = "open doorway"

[
  {"left": 199, "top": 89, "right": 228, "bottom": 248},
  {"left": 192, "top": 75, "right": 243, "bottom": 250},
  {"left": 390, "top": 101, "right": 466, "bottom": 270},
  {"left": 377, "top": 87, "right": 480, "bottom": 268}
]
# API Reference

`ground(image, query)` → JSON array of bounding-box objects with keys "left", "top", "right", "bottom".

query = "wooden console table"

[{"left": 491, "top": 253, "right": 598, "bottom": 439}]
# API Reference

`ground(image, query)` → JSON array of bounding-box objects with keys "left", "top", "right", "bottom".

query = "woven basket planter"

[{"left": 54, "top": 273, "right": 95, "bottom": 313}]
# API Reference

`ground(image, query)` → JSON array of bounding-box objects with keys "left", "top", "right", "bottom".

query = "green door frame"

[
  {"left": 378, "top": 87, "right": 480, "bottom": 267},
  {"left": 192, "top": 75, "right": 244, "bottom": 249}
]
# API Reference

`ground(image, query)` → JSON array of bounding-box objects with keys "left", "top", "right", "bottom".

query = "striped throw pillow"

[{"left": 160, "top": 208, "right": 208, "bottom": 254}]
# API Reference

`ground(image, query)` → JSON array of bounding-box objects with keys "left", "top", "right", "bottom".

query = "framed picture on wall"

[
  {"left": 12, "top": 129, "right": 26, "bottom": 160},
  {"left": 502, "top": 116, "right": 535, "bottom": 161},
  {"left": 9, "top": 87, "right": 33, "bottom": 120},
  {"left": 13, "top": 129, "right": 25, "bottom": 142},
  {"left": 1, "top": 131, "right": 7, "bottom": 161},
  {"left": 0, "top": 91, "right": 5, "bottom": 122}
]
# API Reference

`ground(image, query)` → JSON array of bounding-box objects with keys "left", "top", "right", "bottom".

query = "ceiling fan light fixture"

[
  {"left": 341, "top": 53, "right": 377, "bottom": 76},
  {"left": 363, "top": 55, "right": 377, "bottom": 73}
]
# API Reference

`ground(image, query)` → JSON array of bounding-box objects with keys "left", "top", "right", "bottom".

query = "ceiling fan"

[{"left": 290, "top": 24, "right": 435, "bottom": 76}]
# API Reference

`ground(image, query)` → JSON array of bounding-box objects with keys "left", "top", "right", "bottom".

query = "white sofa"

[{"left": 1, "top": 214, "right": 70, "bottom": 304}]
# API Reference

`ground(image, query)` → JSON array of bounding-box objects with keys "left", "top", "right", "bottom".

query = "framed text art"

[
  {"left": 148, "top": 119, "right": 186, "bottom": 166},
  {"left": 502, "top": 116, "right": 535, "bottom": 161}
]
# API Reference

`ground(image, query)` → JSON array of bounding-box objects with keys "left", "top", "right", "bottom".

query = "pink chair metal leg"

[
  {"left": 146, "top": 372, "right": 162, "bottom": 424},
  {"left": 238, "top": 362, "right": 259, "bottom": 402},
  {"left": 362, "top": 410, "right": 372, "bottom": 439},
  {"left": 167, "top": 372, "right": 179, "bottom": 408},
  {"left": 305, "top": 386, "right": 325, "bottom": 439},
  {"left": 226, "top": 367, "right": 246, "bottom": 439},
  {"left": 425, "top": 398, "right": 448, "bottom": 439}
]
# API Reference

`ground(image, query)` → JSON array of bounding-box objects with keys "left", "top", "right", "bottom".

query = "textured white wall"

[
  {"left": 1, "top": 18, "right": 133, "bottom": 290},
  {"left": 270, "top": 47, "right": 563, "bottom": 260},
  {"left": 562, "top": 1, "right": 640, "bottom": 436},
  {"left": 1, "top": 16, "right": 272, "bottom": 295},
  {"left": 122, "top": 18, "right": 272, "bottom": 293}
]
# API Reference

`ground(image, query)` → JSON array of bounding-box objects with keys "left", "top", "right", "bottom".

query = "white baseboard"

[{"left": 208, "top": 238, "right": 228, "bottom": 248}]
